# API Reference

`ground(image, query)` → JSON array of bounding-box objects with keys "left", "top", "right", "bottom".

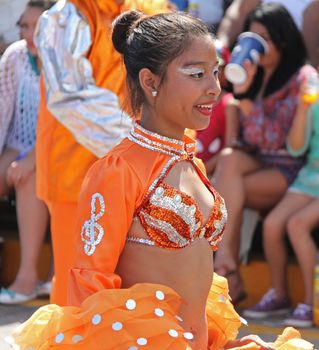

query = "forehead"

[
  {"left": 249, "top": 21, "right": 269, "bottom": 37},
  {"left": 173, "top": 35, "right": 218, "bottom": 65},
  {"left": 20, "top": 6, "right": 43, "bottom": 23}
]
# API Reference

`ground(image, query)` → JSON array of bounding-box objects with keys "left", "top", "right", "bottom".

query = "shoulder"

[
  {"left": 37, "top": 1, "right": 86, "bottom": 29},
  {"left": 1, "top": 40, "right": 27, "bottom": 63},
  {"left": 83, "top": 138, "right": 144, "bottom": 190}
]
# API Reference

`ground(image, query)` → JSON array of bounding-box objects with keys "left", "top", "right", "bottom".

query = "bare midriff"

[{"left": 116, "top": 237, "right": 213, "bottom": 350}]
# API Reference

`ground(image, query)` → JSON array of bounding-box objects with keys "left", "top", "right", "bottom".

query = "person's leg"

[
  {"left": 0, "top": 148, "right": 19, "bottom": 196},
  {"left": 215, "top": 163, "right": 289, "bottom": 302},
  {"left": 8, "top": 171, "right": 49, "bottom": 294},
  {"left": 213, "top": 148, "right": 261, "bottom": 275},
  {"left": 262, "top": 193, "right": 312, "bottom": 300},
  {"left": 286, "top": 197, "right": 319, "bottom": 304},
  {"left": 48, "top": 201, "right": 78, "bottom": 306},
  {"left": 213, "top": 149, "right": 262, "bottom": 302}
]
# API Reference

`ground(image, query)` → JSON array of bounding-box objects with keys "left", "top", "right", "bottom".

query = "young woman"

[
  {"left": 212, "top": 2, "right": 316, "bottom": 304},
  {"left": 0, "top": 0, "right": 56, "bottom": 304},
  {"left": 11, "top": 10, "right": 312, "bottom": 350}
]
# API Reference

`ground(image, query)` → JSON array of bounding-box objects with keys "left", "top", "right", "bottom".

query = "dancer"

[{"left": 12, "top": 11, "right": 313, "bottom": 350}]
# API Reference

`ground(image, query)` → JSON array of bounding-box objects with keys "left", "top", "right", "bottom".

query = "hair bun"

[{"left": 112, "top": 10, "right": 144, "bottom": 54}]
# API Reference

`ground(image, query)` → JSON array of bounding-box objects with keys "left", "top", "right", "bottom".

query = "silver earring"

[{"left": 152, "top": 90, "right": 158, "bottom": 97}]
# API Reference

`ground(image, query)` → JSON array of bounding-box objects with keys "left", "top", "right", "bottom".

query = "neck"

[{"left": 140, "top": 110, "right": 185, "bottom": 141}]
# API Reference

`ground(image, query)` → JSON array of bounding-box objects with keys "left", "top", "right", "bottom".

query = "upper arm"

[
  {"left": 217, "top": 0, "right": 260, "bottom": 48},
  {"left": 302, "top": 0, "right": 319, "bottom": 67},
  {"left": 68, "top": 154, "right": 142, "bottom": 305}
]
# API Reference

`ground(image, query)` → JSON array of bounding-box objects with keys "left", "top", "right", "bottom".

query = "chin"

[{"left": 193, "top": 118, "right": 211, "bottom": 131}]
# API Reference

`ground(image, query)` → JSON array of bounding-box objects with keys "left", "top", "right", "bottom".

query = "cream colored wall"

[{"left": 0, "top": 0, "right": 27, "bottom": 43}]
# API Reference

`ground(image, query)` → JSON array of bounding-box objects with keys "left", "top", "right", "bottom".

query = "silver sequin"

[{"left": 81, "top": 193, "right": 105, "bottom": 256}]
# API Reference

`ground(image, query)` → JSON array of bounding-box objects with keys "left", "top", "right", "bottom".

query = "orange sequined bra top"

[{"left": 126, "top": 123, "right": 227, "bottom": 250}]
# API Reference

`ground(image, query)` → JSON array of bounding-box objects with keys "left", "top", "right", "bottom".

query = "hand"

[
  {"left": 298, "top": 77, "right": 316, "bottom": 110},
  {"left": 6, "top": 155, "right": 35, "bottom": 188},
  {"left": 238, "top": 99, "right": 254, "bottom": 116},
  {"left": 233, "top": 60, "right": 258, "bottom": 94}
]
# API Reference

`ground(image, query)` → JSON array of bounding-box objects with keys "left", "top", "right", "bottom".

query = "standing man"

[{"left": 35, "top": 0, "right": 170, "bottom": 305}]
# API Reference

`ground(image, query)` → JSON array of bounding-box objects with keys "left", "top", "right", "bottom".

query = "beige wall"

[{"left": 0, "top": 0, "right": 27, "bottom": 44}]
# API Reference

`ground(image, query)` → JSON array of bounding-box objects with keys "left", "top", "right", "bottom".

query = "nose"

[{"left": 207, "top": 75, "right": 221, "bottom": 98}]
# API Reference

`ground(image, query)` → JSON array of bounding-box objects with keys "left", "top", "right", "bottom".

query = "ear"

[{"left": 139, "top": 68, "right": 160, "bottom": 99}]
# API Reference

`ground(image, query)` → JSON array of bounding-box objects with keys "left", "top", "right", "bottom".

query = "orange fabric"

[
  {"left": 48, "top": 201, "right": 78, "bottom": 306},
  {"left": 12, "top": 275, "right": 311, "bottom": 350},
  {"left": 68, "top": 130, "right": 206, "bottom": 306},
  {"left": 36, "top": 0, "right": 170, "bottom": 203}
]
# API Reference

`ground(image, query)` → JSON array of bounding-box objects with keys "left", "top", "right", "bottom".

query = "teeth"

[{"left": 197, "top": 104, "right": 212, "bottom": 109}]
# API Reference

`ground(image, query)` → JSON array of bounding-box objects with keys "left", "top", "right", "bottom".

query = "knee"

[
  {"left": 216, "top": 148, "right": 243, "bottom": 174},
  {"left": 263, "top": 213, "right": 285, "bottom": 242},
  {"left": 286, "top": 214, "right": 304, "bottom": 239}
]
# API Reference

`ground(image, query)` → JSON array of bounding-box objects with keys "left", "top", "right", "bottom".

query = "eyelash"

[
  {"left": 191, "top": 71, "right": 204, "bottom": 78},
  {"left": 191, "top": 69, "right": 220, "bottom": 79}
]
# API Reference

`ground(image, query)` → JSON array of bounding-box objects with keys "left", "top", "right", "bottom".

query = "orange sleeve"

[{"left": 68, "top": 153, "right": 142, "bottom": 306}]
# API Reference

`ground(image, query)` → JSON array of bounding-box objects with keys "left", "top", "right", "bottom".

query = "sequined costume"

[{"left": 12, "top": 125, "right": 313, "bottom": 350}]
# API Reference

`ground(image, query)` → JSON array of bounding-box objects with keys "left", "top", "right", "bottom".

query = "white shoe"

[
  {"left": 37, "top": 281, "right": 52, "bottom": 298},
  {"left": 0, "top": 287, "right": 37, "bottom": 304}
]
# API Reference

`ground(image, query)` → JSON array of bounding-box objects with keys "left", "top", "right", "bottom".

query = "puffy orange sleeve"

[{"left": 68, "top": 154, "right": 142, "bottom": 306}]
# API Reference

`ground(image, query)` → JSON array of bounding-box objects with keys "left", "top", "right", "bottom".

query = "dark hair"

[
  {"left": 26, "top": 0, "right": 57, "bottom": 10},
  {"left": 243, "top": 2, "right": 307, "bottom": 98},
  {"left": 17, "top": 0, "right": 56, "bottom": 27},
  {"left": 112, "top": 10, "right": 211, "bottom": 116}
]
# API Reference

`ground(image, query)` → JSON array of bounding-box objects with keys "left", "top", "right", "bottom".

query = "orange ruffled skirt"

[{"left": 12, "top": 274, "right": 313, "bottom": 350}]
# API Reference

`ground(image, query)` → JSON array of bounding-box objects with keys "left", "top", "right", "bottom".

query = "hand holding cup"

[{"left": 225, "top": 32, "right": 268, "bottom": 86}]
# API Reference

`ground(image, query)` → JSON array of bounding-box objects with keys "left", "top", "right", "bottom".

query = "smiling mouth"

[{"left": 195, "top": 103, "right": 215, "bottom": 116}]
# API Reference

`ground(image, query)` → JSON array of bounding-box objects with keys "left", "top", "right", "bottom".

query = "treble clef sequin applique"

[{"left": 81, "top": 193, "right": 105, "bottom": 256}]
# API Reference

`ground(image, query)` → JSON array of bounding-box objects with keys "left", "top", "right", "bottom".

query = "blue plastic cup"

[{"left": 224, "top": 32, "right": 268, "bottom": 85}]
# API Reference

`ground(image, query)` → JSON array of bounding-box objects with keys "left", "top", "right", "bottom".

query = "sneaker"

[
  {"left": 0, "top": 287, "right": 37, "bottom": 305},
  {"left": 243, "top": 289, "right": 291, "bottom": 319},
  {"left": 284, "top": 303, "right": 313, "bottom": 328}
]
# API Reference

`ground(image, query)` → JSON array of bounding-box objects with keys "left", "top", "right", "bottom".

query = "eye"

[
  {"left": 213, "top": 68, "right": 220, "bottom": 78},
  {"left": 191, "top": 71, "right": 204, "bottom": 79}
]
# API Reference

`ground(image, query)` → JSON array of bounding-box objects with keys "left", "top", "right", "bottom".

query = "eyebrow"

[{"left": 183, "top": 60, "right": 220, "bottom": 67}]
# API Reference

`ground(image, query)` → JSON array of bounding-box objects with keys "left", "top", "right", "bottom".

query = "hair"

[
  {"left": 243, "top": 2, "right": 307, "bottom": 98},
  {"left": 17, "top": 0, "right": 56, "bottom": 26},
  {"left": 26, "top": 0, "right": 57, "bottom": 10},
  {"left": 112, "top": 11, "right": 212, "bottom": 116}
]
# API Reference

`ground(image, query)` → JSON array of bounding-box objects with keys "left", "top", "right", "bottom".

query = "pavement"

[{"left": 0, "top": 300, "right": 318, "bottom": 349}]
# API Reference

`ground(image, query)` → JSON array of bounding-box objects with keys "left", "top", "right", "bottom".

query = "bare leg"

[
  {"left": 0, "top": 148, "right": 19, "bottom": 196},
  {"left": 287, "top": 197, "right": 319, "bottom": 305},
  {"left": 263, "top": 193, "right": 311, "bottom": 300},
  {"left": 9, "top": 171, "right": 49, "bottom": 294},
  {"left": 213, "top": 148, "right": 261, "bottom": 274}
]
